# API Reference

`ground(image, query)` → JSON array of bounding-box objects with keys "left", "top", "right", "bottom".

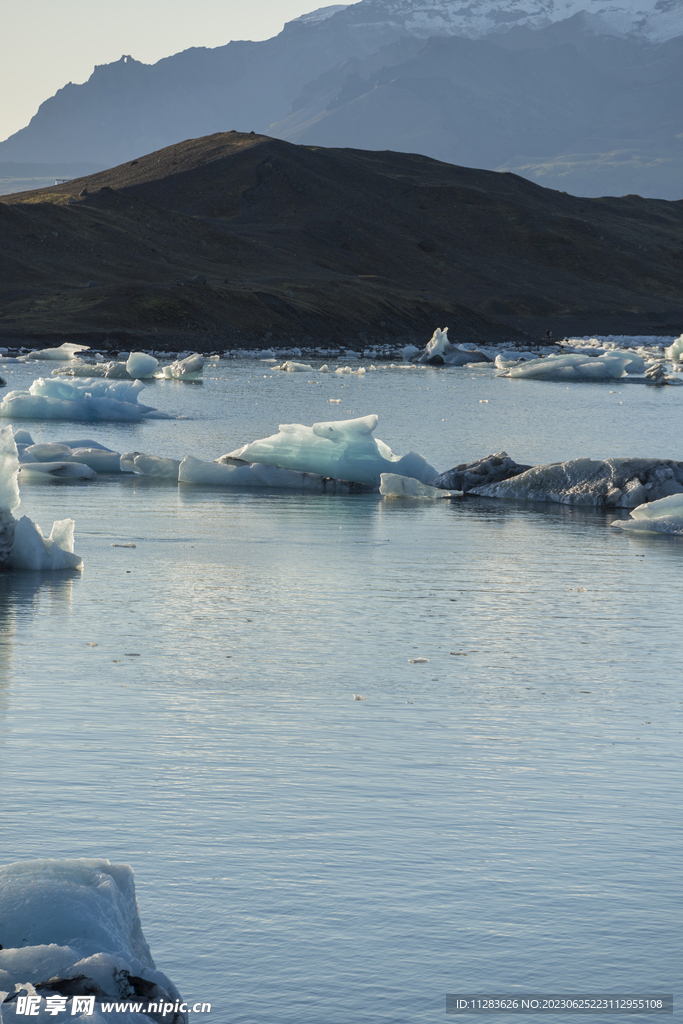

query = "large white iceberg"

[
  {"left": 0, "top": 378, "right": 165, "bottom": 421},
  {"left": 498, "top": 351, "right": 645, "bottom": 381},
  {"left": 611, "top": 492, "right": 683, "bottom": 534},
  {"left": 0, "top": 426, "right": 82, "bottom": 570},
  {"left": 222, "top": 414, "right": 438, "bottom": 486},
  {"left": 0, "top": 858, "right": 187, "bottom": 1023},
  {"left": 27, "top": 342, "right": 90, "bottom": 361}
]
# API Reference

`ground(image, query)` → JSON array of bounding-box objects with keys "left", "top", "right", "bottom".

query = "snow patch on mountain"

[{"left": 340, "top": 0, "right": 683, "bottom": 42}]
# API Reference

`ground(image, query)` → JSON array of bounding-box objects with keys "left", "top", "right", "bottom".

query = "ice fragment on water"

[
  {"left": 353, "top": 694, "right": 366, "bottom": 700},
  {"left": 380, "top": 473, "right": 456, "bottom": 498},
  {"left": 0, "top": 377, "right": 163, "bottom": 421},
  {"left": 157, "top": 353, "right": 204, "bottom": 379},
  {"left": 26, "top": 342, "right": 90, "bottom": 360},
  {"left": 126, "top": 351, "right": 159, "bottom": 378},
  {"left": 408, "top": 657, "right": 429, "bottom": 664}
]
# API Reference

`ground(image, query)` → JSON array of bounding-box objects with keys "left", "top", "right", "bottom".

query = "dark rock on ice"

[{"left": 430, "top": 451, "right": 531, "bottom": 492}]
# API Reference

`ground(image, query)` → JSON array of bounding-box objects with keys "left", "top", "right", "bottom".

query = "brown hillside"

[{"left": 1, "top": 131, "right": 682, "bottom": 350}]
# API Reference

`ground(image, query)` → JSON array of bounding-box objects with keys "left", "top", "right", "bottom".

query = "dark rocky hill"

[{"left": 1, "top": 133, "right": 681, "bottom": 351}]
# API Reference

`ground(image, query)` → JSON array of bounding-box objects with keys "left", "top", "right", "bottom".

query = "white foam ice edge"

[
  {"left": 0, "top": 425, "right": 82, "bottom": 570},
  {"left": 0, "top": 858, "right": 186, "bottom": 1023}
]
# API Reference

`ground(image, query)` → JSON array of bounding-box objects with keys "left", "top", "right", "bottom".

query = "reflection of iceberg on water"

[
  {"left": 612, "top": 493, "right": 683, "bottom": 535},
  {"left": 0, "top": 426, "right": 82, "bottom": 570},
  {"left": 0, "top": 378, "right": 165, "bottom": 422},
  {"left": 222, "top": 414, "right": 439, "bottom": 487},
  {"left": 0, "top": 858, "right": 187, "bottom": 1023}
]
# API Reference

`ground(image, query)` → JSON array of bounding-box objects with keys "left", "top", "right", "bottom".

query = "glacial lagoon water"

[{"left": 0, "top": 357, "right": 681, "bottom": 1023}]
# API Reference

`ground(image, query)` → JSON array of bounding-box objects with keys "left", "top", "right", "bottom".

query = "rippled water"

[{"left": 0, "top": 358, "right": 681, "bottom": 1022}]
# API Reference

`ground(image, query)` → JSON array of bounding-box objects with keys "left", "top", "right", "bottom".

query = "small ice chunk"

[
  {"left": 18, "top": 461, "right": 97, "bottom": 481},
  {"left": 408, "top": 657, "right": 429, "bottom": 664},
  {"left": 380, "top": 473, "right": 456, "bottom": 498},
  {"left": 416, "top": 328, "right": 490, "bottom": 366},
  {"left": 126, "top": 351, "right": 159, "bottom": 378},
  {"left": 353, "top": 694, "right": 366, "bottom": 700},
  {"left": 279, "top": 361, "right": 314, "bottom": 372},
  {"left": 664, "top": 334, "right": 683, "bottom": 363},
  {"left": 65, "top": 448, "right": 123, "bottom": 473},
  {"left": 12, "top": 428, "right": 34, "bottom": 445},
  {"left": 329, "top": 398, "right": 342, "bottom": 403},
  {"left": 335, "top": 366, "right": 365, "bottom": 375},
  {"left": 157, "top": 353, "right": 205, "bottom": 379},
  {"left": 120, "top": 452, "right": 181, "bottom": 479},
  {"left": 24, "top": 443, "right": 72, "bottom": 461},
  {"left": 319, "top": 364, "right": 330, "bottom": 373},
  {"left": 112, "top": 542, "right": 137, "bottom": 548}
]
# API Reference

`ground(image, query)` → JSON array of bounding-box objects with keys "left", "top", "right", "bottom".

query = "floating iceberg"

[
  {"left": 126, "top": 352, "right": 159, "bottom": 378},
  {"left": 463, "top": 456, "right": 683, "bottom": 508},
  {"left": 180, "top": 455, "right": 376, "bottom": 493},
  {"left": 276, "top": 361, "right": 314, "bottom": 372},
  {"left": 0, "top": 425, "right": 82, "bottom": 570},
  {"left": 18, "top": 461, "right": 96, "bottom": 482},
  {"left": 611, "top": 492, "right": 683, "bottom": 534},
  {"left": 120, "top": 453, "right": 181, "bottom": 479},
  {"left": 415, "top": 328, "right": 490, "bottom": 366},
  {"left": 380, "top": 473, "right": 456, "bottom": 498},
  {"left": 222, "top": 414, "right": 438, "bottom": 486},
  {"left": 0, "top": 378, "right": 165, "bottom": 421},
  {"left": 498, "top": 351, "right": 645, "bottom": 381},
  {"left": 157, "top": 353, "right": 204, "bottom": 380},
  {"left": 26, "top": 342, "right": 90, "bottom": 360},
  {"left": 0, "top": 858, "right": 186, "bottom": 1023}
]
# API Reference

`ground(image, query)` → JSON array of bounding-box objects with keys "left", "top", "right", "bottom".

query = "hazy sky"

[{"left": 1, "top": 0, "right": 328, "bottom": 146}]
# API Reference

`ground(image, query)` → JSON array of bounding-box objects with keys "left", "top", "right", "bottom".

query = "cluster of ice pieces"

[
  {"left": 51, "top": 353, "right": 204, "bottom": 383},
  {"left": 0, "top": 378, "right": 165, "bottom": 422},
  {"left": 612, "top": 493, "right": 683, "bottom": 534},
  {"left": 0, "top": 858, "right": 186, "bottom": 1023},
  {"left": 0, "top": 426, "right": 82, "bottom": 570}
]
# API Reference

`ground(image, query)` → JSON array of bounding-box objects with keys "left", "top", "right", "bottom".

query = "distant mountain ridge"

[{"left": 1, "top": 0, "right": 681, "bottom": 198}]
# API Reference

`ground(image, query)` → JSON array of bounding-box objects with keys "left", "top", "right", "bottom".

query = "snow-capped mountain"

[{"left": 334, "top": 0, "right": 683, "bottom": 42}]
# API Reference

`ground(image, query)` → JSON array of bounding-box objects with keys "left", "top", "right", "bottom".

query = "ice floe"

[
  {"left": 0, "top": 426, "right": 82, "bottom": 570},
  {"left": 156, "top": 353, "right": 204, "bottom": 380},
  {"left": 497, "top": 352, "right": 645, "bottom": 381},
  {"left": 0, "top": 857, "right": 186, "bottom": 1023},
  {"left": 415, "top": 328, "right": 490, "bottom": 366},
  {"left": 26, "top": 342, "right": 90, "bottom": 361},
  {"left": 120, "top": 453, "right": 181, "bottom": 479},
  {"left": 380, "top": 473, "right": 456, "bottom": 498},
  {"left": 453, "top": 456, "right": 683, "bottom": 507},
  {"left": 222, "top": 414, "right": 438, "bottom": 487},
  {"left": 0, "top": 378, "right": 165, "bottom": 421},
  {"left": 611, "top": 493, "right": 683, "bottom": 535}
]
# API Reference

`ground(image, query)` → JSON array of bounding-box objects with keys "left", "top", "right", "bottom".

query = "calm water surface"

[{"left": 0, "top": 359, "right": 681, "bottom": 1023}]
